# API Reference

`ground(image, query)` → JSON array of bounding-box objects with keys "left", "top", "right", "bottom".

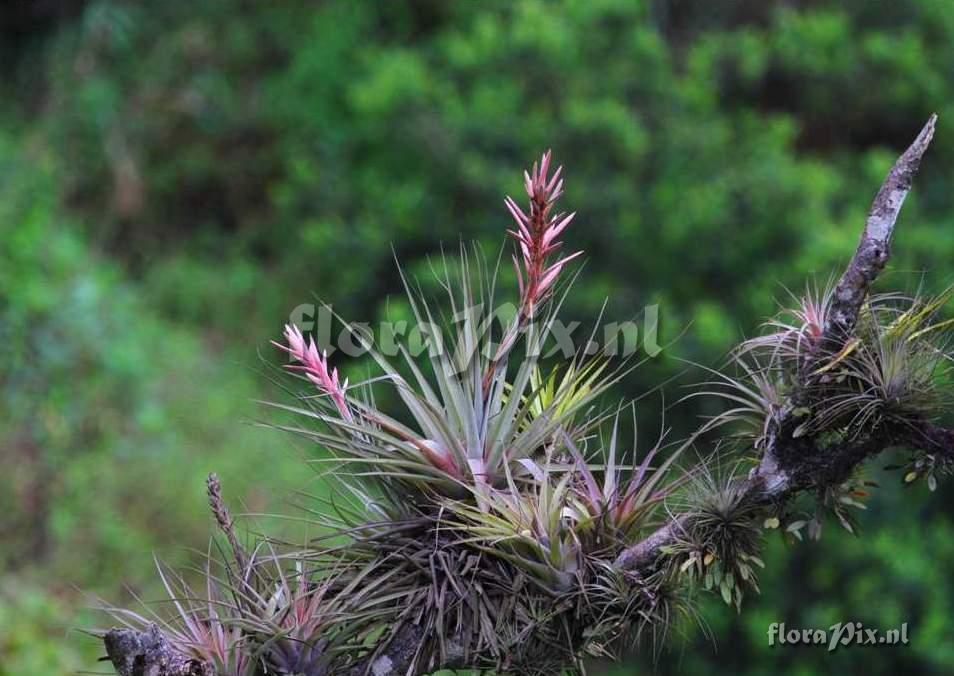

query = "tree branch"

[
  {"left": 617, "top": 115, "right": 939, "bottom": 572},
  {"left": 103, "top": 625, "right": 212, "bottom": 676},
  {"left": 616, "top": 418, "right": 954, "bottom": 571},
  {"left": 346, "top": 625, "right": 437, "bottom": 676},
  {"left": 828, "top": 113, "right": 936, "bottom": 335},
  {"left": 102, "top": 624, "right": 451, "bottom": 676}
]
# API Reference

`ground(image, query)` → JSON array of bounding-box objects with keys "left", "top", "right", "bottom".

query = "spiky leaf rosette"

[
  {"left": 267, "top": 176, "right": 626, "bottom": 503},
  {"left": 100, "top": 477, "right": 350, "bottom": 676},
  {"left": 100, "top": 555, "right": 263, "bottom": 676},
  {"left": 663, "top": 465, "right": 767, "bottom": 611},
  {"left": 314, "top": 505, "right": 685, "bottom": 674},
  {"left": 299, "top": 416, "right": 683, "bottom": 674},
  {"left": 705, "top": 287, "right": 954, "bottom": 487},
  {"left": 732, "top": 287, "right": 954, "bottom": 435}
]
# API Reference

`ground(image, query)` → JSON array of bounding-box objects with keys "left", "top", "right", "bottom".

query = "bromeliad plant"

[
  {"left": 260, "top": 150, "right": 639, "bottom": 522},
  {"left": 102, "top": 116, "right": 954, "bottom": 676}
]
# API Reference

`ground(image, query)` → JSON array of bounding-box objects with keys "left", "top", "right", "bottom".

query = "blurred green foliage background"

[{"left": 3, "top": 0, "right": 954, "bottom": 673}]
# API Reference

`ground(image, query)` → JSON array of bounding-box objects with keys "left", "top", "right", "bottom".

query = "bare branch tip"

[{"left": 907, "top": 113, "right": 937, "bottom": 159}]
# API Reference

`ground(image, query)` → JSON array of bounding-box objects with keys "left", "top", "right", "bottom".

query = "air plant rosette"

[
  {"left": 270, "top": 153, "right": 689, "bottom": 671},
  {"left": 662, "top": 464, "right": 767, "bottom": 612}
]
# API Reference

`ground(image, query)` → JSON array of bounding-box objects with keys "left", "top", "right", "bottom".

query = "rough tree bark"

[
  {"left": 101, "top": 116, "right": 951, "bottom": 676},
  {"left": 103, "top": 626, "right": 212, "bottom": 676}
]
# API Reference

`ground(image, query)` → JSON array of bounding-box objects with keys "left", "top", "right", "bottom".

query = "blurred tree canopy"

[{"left": 2, "top": 1, "right": 954, "bottom": 673}]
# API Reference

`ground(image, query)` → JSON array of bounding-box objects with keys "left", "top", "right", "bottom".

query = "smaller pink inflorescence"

[{"left": 274, "top": 324, "right": 353, "bottom": 421}]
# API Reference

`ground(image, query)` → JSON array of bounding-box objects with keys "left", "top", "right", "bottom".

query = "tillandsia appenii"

[{"left": 99, "top": 116, "right": 954, "bottom": 676}]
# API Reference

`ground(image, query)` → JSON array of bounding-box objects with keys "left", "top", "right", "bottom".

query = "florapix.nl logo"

[
  {"left": 768, "top": 622, "right": 909, "bottom": 652},
  {"left": 285, "top": 301, "right": 664, "bottom": 367}
]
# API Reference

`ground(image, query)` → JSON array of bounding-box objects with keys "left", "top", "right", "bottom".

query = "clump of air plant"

[
  {"left": 449, "top": 469, "right": 584, "bottom": 593},
  {"left": 254, "top": 150, "right": 746, "bottom": 671},
  {"left": 266, "top": 153, "right": 624, "bottom": 501},
  {"left": 701, "top": 281, "right": 840, "bottom": 448},
  {"left": 576, "top": 562, "right": 691, "bottom": 663},
  {"left": 688, "top": 356, "right": 786, "bottom": 450},
  {"left": 738, "top": 279, "right": 838, "bottom": 367},
  {"left": 444, "top": 412, "right": 684, "bottom": 593},
  {"left": 798, "top": 289, "right": 954, "bottom": 438},
  {"left": 100, "top": 476, "right": 348, "bottom": 676},
  {"left": 561, "top": 411, "right": 684, "bottom": 545},
  {"left": 100, "top": 557, "right": 259, "bottom": 676},
  {"left": 707, "top": 285, "right": 954, "bottom": 452},
  {"left": 665, "top": 465, "right": 766, "bottom": 610},
  {"left": 100, "top": 552, "right": 341, "bottom": 676},
  {"left": 296, "top": 415, "right": 685, "bottom": 674},
  {"left": 244, "top": 559, "right": 334, "bottom": 676}
]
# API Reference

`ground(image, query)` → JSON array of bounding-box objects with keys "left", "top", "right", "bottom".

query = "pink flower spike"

[
  {"left": 277, "top": 324, "right": 352, "bottom": 421},
  {"left": 504, "top": 151, "right": 583, "bottom": 319}
]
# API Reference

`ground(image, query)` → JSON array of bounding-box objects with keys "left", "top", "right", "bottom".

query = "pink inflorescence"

[
  {"left": 504, "top": 150, "right": 582, "bottom": 319},
  {"left": 274, "top": 324, "right": 352, "bottom": 421}
]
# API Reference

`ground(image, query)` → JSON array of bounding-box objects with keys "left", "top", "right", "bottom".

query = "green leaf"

[{"left": 720, "top": 581, "right": 732, "bottom": 605}]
